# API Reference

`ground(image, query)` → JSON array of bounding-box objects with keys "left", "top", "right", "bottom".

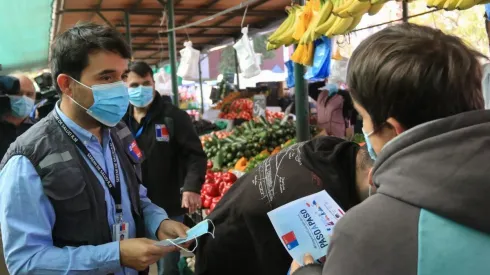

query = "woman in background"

[{"left": 316, "top": 83, "right": 357, "bottom": 139}]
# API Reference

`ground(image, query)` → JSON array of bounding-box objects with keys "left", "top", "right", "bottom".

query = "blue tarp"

[{"left": 0, "top": 0, "right": 54, "bottom": 74}]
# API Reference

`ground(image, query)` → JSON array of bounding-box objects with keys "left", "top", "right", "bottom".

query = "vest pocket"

[{"left": 42, "top": 166, "right": 92, "bottom": 247}]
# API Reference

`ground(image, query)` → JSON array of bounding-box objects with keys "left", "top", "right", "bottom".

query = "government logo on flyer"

[{"left": 282, "top": 231, "right": 299, "bottom": 250}]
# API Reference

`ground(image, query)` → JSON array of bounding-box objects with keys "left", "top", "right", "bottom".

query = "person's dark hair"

[
  {"left": 50, "top": 22, "right": 131, "bottom": 94},
  {"left": 357, "top": 146, "right": 374, "bottom": 171},
  {"left": 347, "top": 23, "right": 486, "bottom": 130},
  {"left": 128, "top": 61, "right": 153, "bottom": 78}
]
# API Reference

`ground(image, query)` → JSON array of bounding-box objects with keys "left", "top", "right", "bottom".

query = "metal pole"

[
  {"left": 233, "top": 45, "right": 241, "bottom": 90},
  {"left": 198, "top": 57, "right": 205, "bottom": 114},
  {"left": 294, "top": 48, "right": 310, "bottom": 142},
  {"left": 167, "top": 0, "right": 180, "bottom": 106},
  {"left": 124, "top": 12, "right": 132, "bottom": 54},
  {"left": 402, "top": 0, "right": 408, "bottom": 23}
]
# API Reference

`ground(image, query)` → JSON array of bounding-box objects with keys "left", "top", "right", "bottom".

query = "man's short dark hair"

[
  {"left": 128, "top": 61, "right": 153, "bottom": 78},
  {"left": 357, "top": 146, "right": 374, "bottom": 171},
  {"left": 50, "top": 22, "right": 131, "bottom": 93},
  {"left": 347, "top": 23, "right": 485, "bottom": 130}
]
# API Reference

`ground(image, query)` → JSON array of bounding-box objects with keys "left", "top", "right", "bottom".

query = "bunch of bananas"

[
  {"left": 426, "top": 0, "right": 489, "bottom": 10},
  {"left": 314, "top": 0, "right": 388, "bottom": 38},
  {"left": 267, "top": 6, "right": 302, "bottom": 51}
]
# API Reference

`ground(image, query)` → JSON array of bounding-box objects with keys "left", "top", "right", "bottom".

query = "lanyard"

[
  {"left": 134, "top": 124, "right": 144, "bottom": 139},
  {"left": 53, "top": 112, "right": 123, "bottom": 214},
  {"left": 129, "top": 114, "right": 149, "bottom": 139}
]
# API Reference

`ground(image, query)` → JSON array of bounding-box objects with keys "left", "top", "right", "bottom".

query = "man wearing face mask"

[
  {"left": 123, "top": 61, "right": 206, "bottom": 275},
  {"left": 0, "top": 23, "right": 192, "bottom": 274},
  {"left": 290, "top": 23, "right": 490, "bottom": 275},
  {"left": 0, "top": 74, "right": 37, "bottom": 160}
]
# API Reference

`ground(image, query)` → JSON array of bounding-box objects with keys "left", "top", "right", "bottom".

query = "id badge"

[{"left": 113, "top": 221, "right": 129, "bottom": 241}]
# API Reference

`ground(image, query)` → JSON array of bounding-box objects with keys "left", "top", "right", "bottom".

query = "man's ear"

[
  {"left": 57, "top": 74, "right": 74, "bottom": 97},
  {"left": 386, "top": 117, "right": 406, "bottom": 136},
  {"left": 368, "top": 167, "right": 374, "bottom": 188}
]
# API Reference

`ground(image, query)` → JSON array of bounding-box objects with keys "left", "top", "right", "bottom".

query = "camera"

[
  {"left": 0, "top": 75, "right": 20, "bottom": 117},
  {"left": 34, "top": 72, "right": 59, "bottom": 119}
]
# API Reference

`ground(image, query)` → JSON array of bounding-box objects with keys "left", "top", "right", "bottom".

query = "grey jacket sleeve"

[{"left": 292, "top": 264, "right": 323, "bottom": 275}]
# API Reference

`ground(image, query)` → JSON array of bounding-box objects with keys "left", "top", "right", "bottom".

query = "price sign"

[{"left": 253, "top": 94, "right": 266, "bottom": 117}]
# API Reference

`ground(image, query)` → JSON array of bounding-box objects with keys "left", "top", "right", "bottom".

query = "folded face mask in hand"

[{"left": 156, "top": 219, "right": 216, "bottom": 253}]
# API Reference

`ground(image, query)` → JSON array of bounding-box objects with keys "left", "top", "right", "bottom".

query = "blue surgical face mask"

[
  {"left": 128, "top": 85, "right": 154, "bottom": 107},
  {"left": 158, "top": 219, "right": 215, "bottom": 253},
  {"left": 8, "top": 95, "right": 35, "bottom": 119},
  {"left": 362, "top": 128, "right": 377, "bottom": 160},
  {"left": 69, "top": 78, "right": 129, "bottom": 127}
]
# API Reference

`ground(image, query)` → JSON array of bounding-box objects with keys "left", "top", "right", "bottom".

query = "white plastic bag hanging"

[
  {"left": 233, "top": 26, "right": 260, "bottom": 79},
  {"left": 329, "top": 59, "right": 348, "bottom": 85},
  {"left": 177, "top": 41, "right": 201, "bottom": 81}
]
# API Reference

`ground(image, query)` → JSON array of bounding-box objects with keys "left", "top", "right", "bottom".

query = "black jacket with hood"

[
  {"left": 123, "top": 95, "right": 207, "bottom": 217},
  {"left": 195, "top": 137, "right": 361, "bottom": 275}
]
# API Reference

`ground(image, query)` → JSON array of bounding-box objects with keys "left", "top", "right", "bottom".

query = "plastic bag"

[
  {"left": 329, "top": 58, "right": 348, "bottom": 85},
  {"left": 285, "top": 60, "right": 295, "bottom": 88},
  {"left": 177, "top": 41, "right": 201, "bottom": 81},
  {"left": 305, "top": 36, "right": 332, "bottom": 80},
  {"left": 233, "top": 26, "right": 261, "bottom": 79}
]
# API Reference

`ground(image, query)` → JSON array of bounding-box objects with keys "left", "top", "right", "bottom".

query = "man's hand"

[
  {"left": 290, "top": 254, "right": 315, "bottom": 274},
  {"left": 157, "top": 219, "right": 189, "bottom": 241},
  {"left": 182, "top": 191, "right": 201, "bottom": 213},
  {"left": 120, "top": 238, "right": 177, "bottom": 271}
]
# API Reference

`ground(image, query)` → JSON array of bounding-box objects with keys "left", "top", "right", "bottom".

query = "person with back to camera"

[
  {"left": 0, "top": 22, "right": 191, "bottom": 275},
  {"left": 194, "top": 137, "right": 375, "bottom": 275},
  {"left": 290, "top": 23, "right": 490, "bottom": 275}
]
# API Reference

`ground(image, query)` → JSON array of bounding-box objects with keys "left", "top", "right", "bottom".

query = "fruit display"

[
  {"left": 266, "top": 110, "right": 285, "bottom": 121},
  {"left": 213, "top": 91, "right": 241, "bottom": 110},
  {"left": 200, "top": 131, "right": 233, "bottom": 146},
  {"left": 267, "top": 0, "right": 387, "bottom": 65},
  {"left": 203, "top": 117, "right": 317, "bottom": 170},
  {"left": 201, "top": 169, "right": 238, "bottom": 213},
  {"left": 218, "top": 98, "right": 253, "bottom": 120},
  {"left": 244, "top": 138, "right": 297, "bottom": 172}
]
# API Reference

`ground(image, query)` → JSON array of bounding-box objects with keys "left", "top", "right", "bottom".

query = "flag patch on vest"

[
  {"left": 128, "top": 140, "right": 143, "bottom": 160},
  {"left": 155, "top": 124, "right": 170, "bottom": 142}
]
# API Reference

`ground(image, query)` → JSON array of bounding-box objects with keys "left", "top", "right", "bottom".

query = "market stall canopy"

[
  {"left": 52, "top": 0, "right": 291, "bottom": 66},
  {"left": 0, "top": 0, "right": 54, "bottom": 74}
]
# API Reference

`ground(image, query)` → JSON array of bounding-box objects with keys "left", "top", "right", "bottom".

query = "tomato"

[
  {"left": 222, "top": 172, "right": 237, "bottom": 183},
  {"left": 205, "top": 171, "right": 214, "bottom": 181},
  {"left": 221, "top": 184, "right": 232, "bottom": 195},
  {"left": 214, "top": 172, "right": 222, "bottom": 180},
  {"left": 201, "top": 183, "right": 219, "bottom": 197},
  {"left": 212, "top": 196, "right": 221, "bottom": 204},
  {"left": 202, "top": 195, "right": 213, "bottom": 208},
  {"left": 219, "top": 181, "right": 233, "bottom": 195},
  {"left": 210, "top": 201, "right": 218, "bottom": 211}
]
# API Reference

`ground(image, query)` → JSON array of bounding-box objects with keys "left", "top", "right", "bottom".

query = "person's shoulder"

[
  {"left": 0, "top": 155, "right": 37, "bottom": 180},
  {"left": 325, "top": 194, "right": 420, "bottom": 275}
]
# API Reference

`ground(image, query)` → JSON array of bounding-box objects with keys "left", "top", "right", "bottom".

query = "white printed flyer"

[{"left": 267, "top": 190, "right": 345, "bottom": 264}]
